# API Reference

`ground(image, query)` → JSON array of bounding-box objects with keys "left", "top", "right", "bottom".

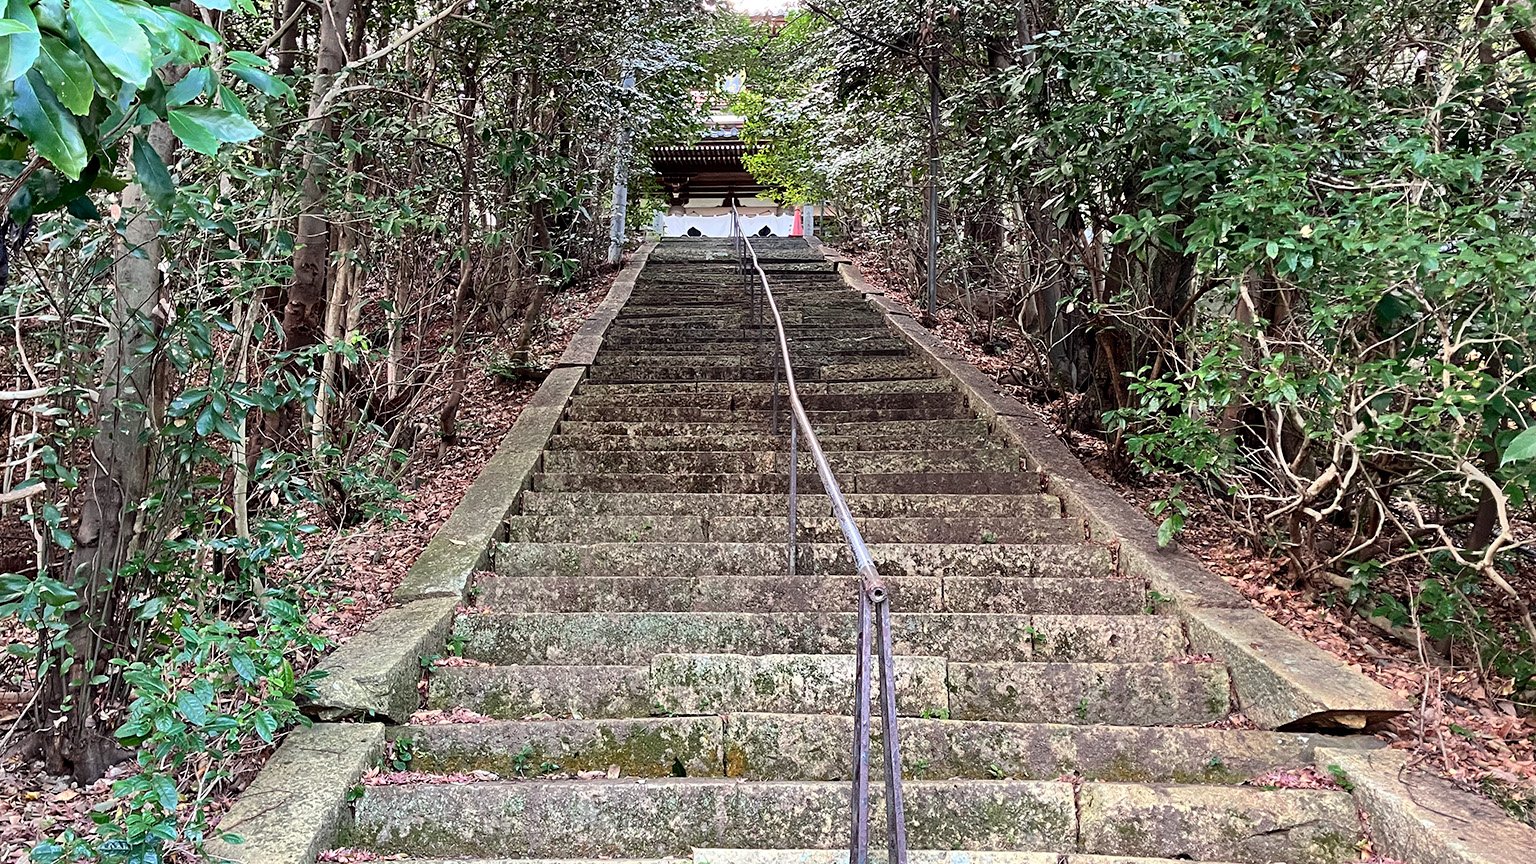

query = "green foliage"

[{"left": 0, "top": 0, "right": 267, "bottom": 220}]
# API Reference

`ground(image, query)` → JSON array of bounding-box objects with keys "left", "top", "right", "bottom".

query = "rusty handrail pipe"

[{"left": 727, "top": 207, "right": 909, "bottom": 864}]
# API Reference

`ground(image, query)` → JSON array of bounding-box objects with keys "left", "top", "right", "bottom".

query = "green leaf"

[
  {"left": 36, "top": 36, "right": 94, "bottom": 115},
  {"left": 130, "top": 133, "right": 173, "bottom": 206},
  {"left": 230, "top": 64, "right": 289, "bottom": 97},
  {"left": 69, "top": 0, "right": 153, "bottom": 87},
  {"left": 0, "top": 0, "right": 41, "bottom": 83},
  {"left": 175, "top": 689, "right": 208, "bottom": 724},
  {"left": 11, "top": 71, "right": 87, "bottom": 178},
  {"left": 230, "top": 651, "right": 257, "bottom": 682},
  {"left": 1501, "top": 426, "right": 1536, "bottom": 467},
  {"left": 190, "top": 0, "right": 231, "bottom": 9},
  {"left": 1156, "top": 513, "right": 1183, "bottom": 548},
  {"left": 167, "top": 105, "right": 261, "bottom": 156},
  {"left": 149, "top": 773, "right": 179, "bottom": 813},
  {"left": 0, "top": 20, "right": 29, "bottom": 37},
  {"left": 165, "top": 67, "right": 209, "bottom": 107},
  {"left": 252, "top": 710, "right": 277, "bottom": 743}
]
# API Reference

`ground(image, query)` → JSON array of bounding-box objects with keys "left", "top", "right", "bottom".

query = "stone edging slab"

[
  {"left": 1315, "top": 746, "right": 1536, "bottom": 864},
  {"left": 207, "top": 722, "right": 384, "bottom": 864},
  {"left": 818, "top": 247, "right": 1407, "bottom": 732}
]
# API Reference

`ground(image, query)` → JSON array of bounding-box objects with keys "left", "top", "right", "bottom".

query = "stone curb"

[
  {"left": 560, "top": 241, "right": 657, "bottom": 366},
  {"left": 821, "top": 250, "right": 1408, "bottom": 732},
  {"left": 1315, "top": 746, "right": 1536, "bottom": 864},
  {"left": 308, "top": 596, "right": 458, "bottom": 722},
  {"left": 208, "top": 722, "right": 384, "bottom": 864}
]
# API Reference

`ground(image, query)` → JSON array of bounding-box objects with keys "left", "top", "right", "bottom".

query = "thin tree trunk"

[{"left": 45, "top": 122, "right": 176, "bottom": 782}]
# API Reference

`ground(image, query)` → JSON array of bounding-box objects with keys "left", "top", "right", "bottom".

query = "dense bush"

[{"left": 741, "top": 0, "right": 1536, "bottom": 691}]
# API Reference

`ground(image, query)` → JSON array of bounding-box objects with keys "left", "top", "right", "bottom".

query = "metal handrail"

[{"left": 726, "top": 206, "right": 909, "bottom": 864}]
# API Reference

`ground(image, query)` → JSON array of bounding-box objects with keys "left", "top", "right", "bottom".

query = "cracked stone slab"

[
  {"left": 308, "top": 596, "right": 458, "bottom": 722},
  {"left": 1316, "top": 746, "right": 1536, "bottom": 864},
  {"left": 208, "top": 722, "right": 383, "bottom": 864}
]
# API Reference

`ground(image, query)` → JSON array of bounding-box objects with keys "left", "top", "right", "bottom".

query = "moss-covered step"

[
  {"left": 537, "top": 449, "right": 1020, "bottom": 477},
  {"left": 648, "top": 652, "right": 948, "bottom": 716},
  {"left": 552, "top": 418, "right": 985, "bottom": 440},
  {"left": 569, "top": 392, "right": 959, "bottom": 414},
  {"left": 344, "top": 777, "right": 1075, "bottom": 858},
  {"left": 574, "top": 378, "right": 956, "bottom": 396},
  {"left": 583, "top": 358, "right": 937, "bottom": 383},
  {"left": 947, "top": 661, "right": 1233, "bottom": 726},
  {"left": 720, "top": 713, "right": 1337, "bottom": 784},
  {"left": 489, "top": 540, "right": 1111, "bottom": 580},
  {"left": 392, "top": 716, "right": 725, "bottom": 778},
  {"left": 471, "top": 573, "right": 946, "bottom": 613},
  {"left": 1077, "top": 782, "right": 1359, "bottom": 864},
  {"left": 426, "top": 664, "right": 651, "bottom": 720},
  {"left": 691, "top": 851, "right": 1245, "bottom": 864},
  {"left": 451, "top": 611, "right": 1182, "bottom": 665},
  {"left": 544, "top": 430, "right": 993, "bottom": 454},
  {"left": 503, "top": 514, "right": 1076, "bottom": 545},
  {"left": 517, "top": 491, "right": 1061, "bottom": 519}
]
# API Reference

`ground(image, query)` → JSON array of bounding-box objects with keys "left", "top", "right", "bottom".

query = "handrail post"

[
  {"left": 849, "top": 585, "right": 873, "bottom": 864},
  {"left": 788, "top": 421, "right": 798, "bottom": 576},
  {"left": 876, "top": 589, "right": 910, "bottom": 864}
]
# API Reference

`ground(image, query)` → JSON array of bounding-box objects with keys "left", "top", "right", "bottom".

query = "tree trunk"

[
  {"left": 283, "top": 0, "right": 355, "bottom": 354},
  {"left": 43, "top": 123, "right": 176, "bottom": 782}
]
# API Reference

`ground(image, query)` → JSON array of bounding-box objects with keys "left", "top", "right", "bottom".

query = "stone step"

[
  {"left": 575, "top": 379, "right": 955, "bottom": 396},
  {"left": 554, "top": 418, "right": 989, "bottom": 439},
  {"left": 693, "top": 852, "right": 1244, "bottom": 864},
  {"left": 538, "top": 450, "right": 1020, "bottom": 478},
  {"left": 428, "top": 653, "right": 948, "bottom": 719},
  {"left": 532, "top": 471, "right": 1037, "bottom": 495},
  {"left": 518, "top": 492, "right": 1060, "bottom": 519},
  {"left": 503, "top": 514, "right": 1076, "bottom": 545},
  {"left": 567, "top": 391, "right": 959, "bottom": 411},
  {"left": 489, "top": 541, "right": 1112, "bottom": 579},
  {"left": 344, "top": 778, "right": 1357, "bottom": 863},
  {"left": 590, "top": 342, "right": 910, "bottom": 357},
  {"left": 430, "top": 655, "right": 1224, "bottom": 726},
  {"left": 559, "top": 406, "right": 971, "bottom": 424},
  {"left": 584, "top": 360, "right": 936, "bottom": 383},
  {"left": 591, "top": 352, "right": 912, "bottom": 368},
  {"left": 394, "top": 711, "right": 1337, "bottom": 784},
  {"left": 948, "top": 661, "right": 1231, "bottom": 725},
  {"left": 452, "top": 611, "right": 1181, "bottom": 665},
  {"left": 545, "top": 431, "right": 994, "bottom": 453},
  {"left": 472, "top": 574, "right": 1145, "bottom": 615}
]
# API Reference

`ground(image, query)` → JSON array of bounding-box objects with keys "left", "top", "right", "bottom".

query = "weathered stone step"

[
  {"left": 575, "top": 379, "right": 955, "bottom": 396},
  {"left": 719, "top": 714, "right": 1338, "bottom": 783},
  {"left": 393, "top": 715, "right": 725, "bottom": 778},
  {"left": 429, "top": 653, "right": 948, "bottom": 719},
  {"left": 592, "top": 341, "right": 909, "bottom": 357},
  {"left": 589, "top": 347, "right": 903, "bottom": 364},
  {"left": 545, "top": 430, "right": 993, "bottom": 454},
  {"left": 567, "top": 391, "right": 958, "bottom": 412},
  {"left": 538, "top": 450, "right": 1020, "bottom": 478},
  {"left": 585, "top": 359, "right": 936, "bottom": 383},
  {"left": 393, "top": 711, "right": 1337, "bottom": 784},
  {"left": 431, "top": 654, "right": 1221, "bottom": 726},
  {"left": 345, "top": 777, "right": 1357, "bottom": 863},
  {"left": 559, "top": 405, "right": 970, "bottom": 424},
  {"left": 503, "top": 514, "right": 1076, "bottom": 545},
  {"left": 533, "top": 471, "right": 1036, "bottom": 495},
  {"left": 554, "top": 418, "right": 987, "bottom": 439},
  {"left": 948, "top": 661, "right": 1231, "bottom": 725},
  {"left": 691, "top": 852, "right": 1243, "bottom": 864},
  {"left": 518, "top": 491, "right": 1060, "bottom": 519},
  {"left": 489, "top": 541, "right": 1112, "bottom": 579},
  {"left": 452, "top": 611, "right": 1181, "bottom": 664},
  {"left": 473, "top": 573, "right": 1144, "bottom": 615}
]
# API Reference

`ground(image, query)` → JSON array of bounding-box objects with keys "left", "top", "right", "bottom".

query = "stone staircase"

[{"left": 336, "top": 239, "right": 1367, "bottom": 864}]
